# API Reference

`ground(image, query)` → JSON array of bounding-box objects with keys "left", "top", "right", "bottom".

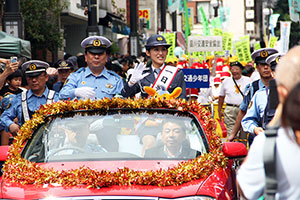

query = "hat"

[
  {"left": 251, "top": 48, "right": 279, "bottom": 64},
  {"left": 22, "top": 60, "right": 49, "bottom": 77},
  {"left": 229, "top": 61, "right": 243, "bottom": 69},
  {"left": 145, "top": 34, "right": 171, "bottom": 50},
  {"left": 265, "top": 53, "right": 285, "bottom": 71},
  {"left": 57, "top": 60, "right": 75, "bottom": 70},
  {"left": 214, "top": 77, "right": 221, "bottom": 85},
  {"left": 186, "top": 88, "right": 199, "bottom": 98},
  {"left": 220, "top": 71, "right": 231, "bottom": 79},
  {"left": 81, "top": 36, "right": 112, "bottom": 54}
]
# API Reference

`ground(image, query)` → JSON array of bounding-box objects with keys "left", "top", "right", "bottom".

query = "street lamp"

[
  {"left": 2, "top": 0, "right": 24, "bottom": 38},
  {"left": 210, "top": 0, "right": 219, "bottom": 17}
]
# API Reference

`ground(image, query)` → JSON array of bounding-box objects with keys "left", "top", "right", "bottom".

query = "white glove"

[
  {"left": 74, "top": 87, "right": 96, "bottom": 99},
  {"left": 128, "top": 62, "right": 150, "bottom": 87}
]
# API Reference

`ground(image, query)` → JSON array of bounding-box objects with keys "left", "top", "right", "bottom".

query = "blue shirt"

[
  {"left": 53, "top": 81, "right": 64, "bottom": 92},
  {"left": 239, "top": 79, "right": 265, "bottom": 112},
  {"left": 0, "top": 87, "right": 59, "bottom": 130},
  {"left": 241, "top": 88, "right": 268, "bottom": 134},
  {"left": 59, "top": 67, "right": 124, "bottom": 100}
]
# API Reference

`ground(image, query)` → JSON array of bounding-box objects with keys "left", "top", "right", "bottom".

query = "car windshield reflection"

[{"left": 23, "top": 110, "right": 208, "bottom": 162}]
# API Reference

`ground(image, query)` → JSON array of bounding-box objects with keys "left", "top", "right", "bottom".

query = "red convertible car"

[{"left": 0, "top": 98, "right": 247, "bottom": 199}]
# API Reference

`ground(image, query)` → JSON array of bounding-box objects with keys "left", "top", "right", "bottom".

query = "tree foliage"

[
  {"left": 273, "top": 0, "right": 300, "bottom": 48},
  {"left": 20, "top": 0, "right": 68, "bottom": 58}
]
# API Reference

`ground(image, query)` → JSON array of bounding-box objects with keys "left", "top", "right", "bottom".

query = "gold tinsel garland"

[{"left": 2, "top": 98, "right": 227, "bottom": 188}]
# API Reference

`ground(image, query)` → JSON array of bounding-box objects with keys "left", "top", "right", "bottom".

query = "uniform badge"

[
  {"left": 29, "top": 64, "right": 37, "bottom": 71},
  {"left": 275, "top": 56, "right": 280, "bottom": 64},
  {"left": 106, "top": 83, "right": 113, "bottom": 89},
  {"left": 93, "top": 39, "right": 101, "bottom": 47},
  {"left": 156, "top": 36, "right": 163, "bottom": 41},
  {"left": 81, "top": 81, "right": 86, "bottom": 85},
  {"left": 248, "top": 101, "right": 253, "bottom": 109},
  {"left": 260, "top": 50, "right": 268, "bottom": 57}
]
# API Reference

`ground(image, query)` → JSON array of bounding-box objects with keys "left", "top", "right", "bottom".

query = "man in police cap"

[
  {"left": 59, "top": 36, "right": 123, "bottom": 100},
  {"left": 241, "top": 53, "right": 283, "bottom": 145},
  {"left": 0, "top": 60, "right": 59, "bottom": 135},
  {"left": 228, "top": 48, "right": 278, "bottom": 142},
  {"left": 121, "top": 34, "right": 186, "bottom": 99},
  {"left": 53, "top": 60, "right": 75, "bottom": 92}
]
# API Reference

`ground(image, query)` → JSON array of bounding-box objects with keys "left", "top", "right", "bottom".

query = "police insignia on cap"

[
  {"left": 93, "top": 39, "right": 101, "bottom": 47},
  {"left": 260, "top": 50, "right": 268, "bottom": 57},
  {"left": 29, "top": 64, "right": 37, "bottom": 71},
  {"left": 81, "top": 81, "right": 86, "bottom": 85},
  {"left": 106, "top": 83, "right": 113, "bottom": 88},
  {"left": 60, "top": 61, "right": 68, "bottom": 67},
  {"left": 157, "top": 36, "right": 163, "bottom": 41},
  {"left": 275, "top": 57, "right": 280, "bottom": 63}
]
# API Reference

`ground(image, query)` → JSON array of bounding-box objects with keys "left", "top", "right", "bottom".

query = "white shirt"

[
  {"left": 211, "top": 85, "right": 221, "bottom": 103},
  {"left": 237, "top": 127, "right": 300, "bottom": 200},
  {"left": 198, "top": 87, "right": 213, "bottom": 103},
  {"left": 219, "top": 76, "right": 251, "bottom": 105}
]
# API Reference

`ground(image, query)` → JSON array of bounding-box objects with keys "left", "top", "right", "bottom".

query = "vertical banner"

[
  {"left": 268, "top": 36, "right": 278, "bottom": 48},
  {"left": 240, "top": 35, "right": 252, "bottom": 63},
  {"left": 280, "top": 21, "right": 291, "bottom": 53},
  {"left": 199, "top": 7, "right": 210, "bottom": 36},
  {"left": 234, "top": 41, "right": 244, "bottom": 62},
  {"left": 289, "top": 0, "right": 300, "bottom": 22},
  {"left": 255, "top": 41, "right": 261, "bottom": 51},
  {"left": 223, "top": 32, "right": 233, "bottom": 55},
  {"left": 163, "top": 32, "right": 176, "bottom": 60}
]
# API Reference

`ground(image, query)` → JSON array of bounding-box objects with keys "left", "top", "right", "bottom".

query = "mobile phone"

[{"left": 10, "top": 56, "right": 18, "bottom": 63}]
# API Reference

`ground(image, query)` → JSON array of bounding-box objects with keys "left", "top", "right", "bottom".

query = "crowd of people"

[{"left": 0, "top": 33, "right": 299, "bottom": 197}]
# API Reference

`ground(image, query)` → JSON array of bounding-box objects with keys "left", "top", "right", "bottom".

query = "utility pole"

[
  {"left": 161, "top": 0, "right": 166, "bottom": 31},
  {"left": 86, "top": 0, "right": 99, "bottom": 36},
  {"left": 130, "top": 0, "right": 139, "bottom": 56}
]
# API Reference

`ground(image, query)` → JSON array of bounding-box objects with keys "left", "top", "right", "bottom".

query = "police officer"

[
  {"left": 53, "top": 60, "right": 75, "bottom": 92},
  {"left": 121, "top": 34, "right": 186, "bottom": 99},
  {"left": 228, "top": 48, "right": 278, "bottom": 142},
  {"left": 0, "top": 60, "right": 59, "bottom": 135},
  {"left": 59, "top": 36, "right": 124, "bottom": 100},
  {"left": 241, "top": 53, "right": 283, "bottom": 145}
]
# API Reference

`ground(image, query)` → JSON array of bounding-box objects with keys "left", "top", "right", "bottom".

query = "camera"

[{"left": 10, "top": 56, "right": 18, "bottom": 63}]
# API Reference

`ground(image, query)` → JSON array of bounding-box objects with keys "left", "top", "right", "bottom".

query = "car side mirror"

[
  {"left": 222, "top": 142, "right": 247, "bottom": 159},
  {"left": 0, "top": 146, "right": 10, "bottom": 161}
]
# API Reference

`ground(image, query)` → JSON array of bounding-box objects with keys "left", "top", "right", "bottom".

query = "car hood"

[{"left": 1, "top": 160, "right": 229, "bottom": 199}]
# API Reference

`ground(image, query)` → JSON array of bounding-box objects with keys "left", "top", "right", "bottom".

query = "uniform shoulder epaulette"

[{"left": 107, "top": 69, "right": 121, "bottom": 77}]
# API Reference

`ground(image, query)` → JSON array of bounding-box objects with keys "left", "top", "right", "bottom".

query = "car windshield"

[{"left": 23, "top": 110, "right": 209, "bottom": 162}]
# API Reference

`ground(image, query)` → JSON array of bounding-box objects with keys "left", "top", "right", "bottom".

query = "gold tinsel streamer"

[{"left": 2, "top": 98, "right": 227, "bottom": 188}]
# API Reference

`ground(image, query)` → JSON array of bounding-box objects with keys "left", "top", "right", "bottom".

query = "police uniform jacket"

[
  {"left": 59, "top": 67, "right": 124, "bottom": 100},
  {"left": 0, "top": 87, "right": 59, "bottom": 130},
  {"left": 241, "top": 88, "right": 268, "bottom": 134},
  {"left": 121, "top": 61, "right": 187, "bottom": 99},
  {"left": 239, "top": 79, "right": 266, "bottom": 112}
]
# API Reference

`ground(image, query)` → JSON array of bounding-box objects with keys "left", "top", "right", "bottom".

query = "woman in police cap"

[{"left": 121, "top": 34, "right": 186, "bottom": 99}]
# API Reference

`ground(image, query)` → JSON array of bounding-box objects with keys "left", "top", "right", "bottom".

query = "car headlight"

[{"left": 160, "top": 196, "right": 216, "bottom": 200}]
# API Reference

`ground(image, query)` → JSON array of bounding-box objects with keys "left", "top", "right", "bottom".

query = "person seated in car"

[
  {"left": 53, "top": 121, "right": 107, "bottom": 155},
  {"left": 144, "top": 119, "right": 198, "bottom": 159}
]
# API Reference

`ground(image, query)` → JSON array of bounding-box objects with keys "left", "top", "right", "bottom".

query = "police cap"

[
  {"left": 22, "top": 60, "right": 49, "bottom": 77},
  {"left": 57, "top": 60, "right": 75, "bottom": 71},
  {"left": 145, "top": 34, "right": 171, "bottom": 50},
  {"left": 265, "top": 53, "right": 285, "bottom": 71},
  {"left": 251, "top": 48, "right": 278, "bottom": 64},
  {"left": 81, "top": 36, "right": 112, "bottom": 54}
]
